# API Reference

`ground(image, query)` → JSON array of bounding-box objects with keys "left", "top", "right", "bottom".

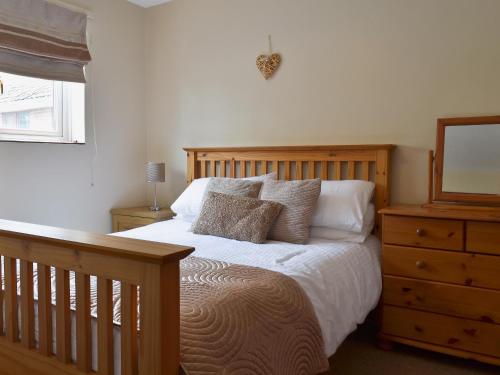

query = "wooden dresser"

[{"left": 379, "top": 205, "right": 500, "bottom": 365}]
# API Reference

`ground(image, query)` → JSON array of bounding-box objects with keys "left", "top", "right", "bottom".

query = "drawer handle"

[
  {"left": 480, "top": 315, "right": 494, "bottom": 324},
  {"left": 448, "top": 338, "right": 460, "bottom": 345},
  {"left": 463, "top": 328, "right": 477, "bottom": 337},
  {"left": 415, "top": 295, "right": 425, "bottom": 302},
  {"left": 416, "top": 260, "right": 427, "bottom": 269},
  {"left": 414, "top": 325, "right": 424, "bottom": 333},
  {"left": 416, "top": 228, "right": 425, "bottom": 237}
]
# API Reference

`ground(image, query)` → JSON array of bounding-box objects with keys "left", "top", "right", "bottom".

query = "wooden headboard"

[{"left": 184, "top": 145, "right": 395, "bottom": 230}]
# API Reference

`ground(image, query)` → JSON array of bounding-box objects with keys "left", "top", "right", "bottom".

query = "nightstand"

[{"left": 110, "top": 206, "right": 174, "bottom": 232}]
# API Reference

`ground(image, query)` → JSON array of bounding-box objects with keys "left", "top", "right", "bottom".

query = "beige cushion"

[
  {"left": 261, "top": 179, "right": 321, "bottom": 244},
  {"left": 172, "top": 174, "right": 274, "bottom": 223},
  {"left": 204, "top": 177, "right": 263, "bottom": 200},
  {"left": 189, "top": 178, "right": 265, "bottom": 231},
  {"left": 192, "top": 192, "right": 283, "bottom": 244},
  {"left": 244, "top": 172, "right": 277, "bottom": 182}
]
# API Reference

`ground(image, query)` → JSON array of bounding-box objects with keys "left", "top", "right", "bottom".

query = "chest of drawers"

[{"left": 379, "top": 205, "right": 500, "bottom": 366}]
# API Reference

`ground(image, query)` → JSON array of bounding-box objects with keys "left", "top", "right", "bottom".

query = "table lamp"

[{"left": 146, "top": 161, "right": 165, "bottom": 211}]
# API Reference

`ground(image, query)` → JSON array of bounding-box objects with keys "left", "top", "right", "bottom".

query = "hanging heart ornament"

[{"left": 256, "top": 53, "right": 281, "bottom": 80}]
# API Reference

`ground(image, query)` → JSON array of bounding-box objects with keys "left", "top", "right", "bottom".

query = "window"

[{"left": 0, "top": 72, "right": 85, "bottom": 143}]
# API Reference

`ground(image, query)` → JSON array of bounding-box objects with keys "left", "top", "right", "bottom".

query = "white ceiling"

[{"left": 127, "top": 0, "right": 172, "bottom": 8}]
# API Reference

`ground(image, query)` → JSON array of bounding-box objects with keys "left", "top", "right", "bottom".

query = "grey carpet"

[{"left": 323, "top": 324, "right": 499, "bottom": 375}]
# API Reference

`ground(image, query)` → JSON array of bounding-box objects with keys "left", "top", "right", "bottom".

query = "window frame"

[{"left": 0, "top": 75, "right": 85, "bottom": 144}]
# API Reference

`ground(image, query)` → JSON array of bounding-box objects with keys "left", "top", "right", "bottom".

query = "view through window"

[{"left": 0, "top": 72, "right": 85, "bottom": 143}]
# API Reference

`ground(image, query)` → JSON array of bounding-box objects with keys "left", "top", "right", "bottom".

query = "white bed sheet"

[{"left": 117, "top": 218, "right": 382, "bottom": 357}]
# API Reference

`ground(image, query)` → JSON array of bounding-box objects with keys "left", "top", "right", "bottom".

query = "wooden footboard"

[{"left": 0, "top": 219, "right": 194, "bottom": 375}]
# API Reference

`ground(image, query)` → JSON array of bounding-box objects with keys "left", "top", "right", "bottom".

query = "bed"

[
  {"left": 0, "top": 145, "right": 394, "bottom": 375},
  {"left": 120, "top": 218, "right": 382, "bottom": 358}
]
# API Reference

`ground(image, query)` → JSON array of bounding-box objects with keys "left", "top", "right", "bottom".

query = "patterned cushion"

[
  {"left": 192, "top": 192, "right": 283, "bottom": 244},
  {"left": 261, "top": 179, "right": 321, "bottom": 244},
  {"left": 189, "top": 178, "right": 265, "bottom": 231},
  {"left": 244, "top": 172, "right": 277, "bottom": 182},
  {"left": 204, "top": 177, "right": 263, "bottom": 200}
]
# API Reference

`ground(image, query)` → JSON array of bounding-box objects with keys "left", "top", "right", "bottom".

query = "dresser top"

[{"left": 380, "top": 204, "right": 500, "bottom": 222}]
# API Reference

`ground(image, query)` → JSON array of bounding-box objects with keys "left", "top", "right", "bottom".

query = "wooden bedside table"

[{"left": 110, "top": 206, "right": 174, "bottom": 232}]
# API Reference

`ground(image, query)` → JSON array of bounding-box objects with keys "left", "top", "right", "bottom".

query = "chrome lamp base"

[{"left": 149, "top": 183, "right": 161, "bottom": 211}]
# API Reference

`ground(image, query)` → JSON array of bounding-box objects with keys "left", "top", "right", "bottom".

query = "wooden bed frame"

[
  {"left": 0, "top": 144, "right": 393, "bottom": 375},
  {"left": 186, "top": 145, "right": 394, "bottom": 231}
]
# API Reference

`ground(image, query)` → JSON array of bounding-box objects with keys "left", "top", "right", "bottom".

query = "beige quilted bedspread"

[
  {"left": 10, "top": 257, "right": 329, "bottom": 375},
  {"left": 179, "top": 257, "right": 329, "bottom": 374}
]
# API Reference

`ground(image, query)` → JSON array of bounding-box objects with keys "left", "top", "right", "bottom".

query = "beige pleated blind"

[{"left": 0, "top": 0, "right": 91, "bottom": 83}]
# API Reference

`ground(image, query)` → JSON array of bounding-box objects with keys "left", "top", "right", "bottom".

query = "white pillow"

[
  {"left": 310, "top": 204, "right": 375, "bottom": 243},
  {"left": 171, "top": 173, "right": 276, "bottom": 223},
  {"left": 311, "top": 180, "right": 375, "bottom": 233},
  {"left": 171, "top": 177, "right": 210, "bottom": 223}
]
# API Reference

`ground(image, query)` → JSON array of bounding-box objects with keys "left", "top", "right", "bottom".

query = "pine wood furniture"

[
  {"left": 379, "top": 205, "right": 500, "bottom": 366},
  {"left": 0, "top": 144, "right": 393, "bottom": 375},
  {"left": 185, "top": 145, "right": 394, "bottom": 231},
  {"left": 0, "top": 220, "right": 194, "bottom": 375},
  {"left": 434, "top": 116, "right": 500, "bottom": 205},
  {"left": 111, "top": 206, "right": 174, "bottom": 232}
]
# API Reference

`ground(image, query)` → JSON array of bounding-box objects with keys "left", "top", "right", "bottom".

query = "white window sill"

[{"left": 0, "top": 135, "right": 85, "bottom": 144}]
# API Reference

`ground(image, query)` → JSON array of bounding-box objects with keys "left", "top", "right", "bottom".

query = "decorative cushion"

[
  {"left": 202, "top": 178, "right": 263, "bottom": 202},
  {"left": 261, "top": 179, "right": 321, "bottom": 244},
  {"left": 192, "top": 192, "right": 283, "bottom": 244},
  {"left": 244, "top": 172, "right": 277, "bottom": 182},
  {"left": 171, "top": 173, "right": 276, "bottom": 223}
]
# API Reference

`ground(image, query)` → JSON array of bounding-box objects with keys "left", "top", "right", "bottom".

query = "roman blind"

[{"left": 0, "top": 0, "right": 91, "bottom": 83}]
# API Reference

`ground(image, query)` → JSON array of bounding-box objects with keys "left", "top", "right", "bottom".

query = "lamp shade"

[{"left": 146, "top": 162, "right": 165, "bottom": 183}]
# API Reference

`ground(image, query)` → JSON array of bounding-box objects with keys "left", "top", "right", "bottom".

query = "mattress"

[{"left": 118, "top": 218, "right": 382, "bottom": 357}]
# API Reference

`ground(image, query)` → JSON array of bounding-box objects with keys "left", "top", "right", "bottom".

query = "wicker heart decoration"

[{"left": 256, "top": 53, "right": 281, "bottom": 80}]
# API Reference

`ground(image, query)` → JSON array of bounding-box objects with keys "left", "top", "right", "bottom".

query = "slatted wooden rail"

[
  {"left": 0, "top": 220, "right": 193, "bottom": 375},
  {"left": 185, "top": 145, "right": 394, "bottom": 229}
]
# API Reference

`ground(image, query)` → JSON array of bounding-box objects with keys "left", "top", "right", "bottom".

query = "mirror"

[
  {"left": 435, "top": 116, "right": 500, "bottom": 205},
  {"left": 443, "top": 125, "right": 500, "bottom": 194}
]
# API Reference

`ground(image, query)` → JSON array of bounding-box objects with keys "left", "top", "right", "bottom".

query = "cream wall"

[
  {"left": 0, "top": 0, "right": 147, "bottom": 233},
  {"left": 3, "top": 0, "right": 500, "bottom": 233},
  {"left": 145, "top": 0, "right": 500, "bottom": 206}
]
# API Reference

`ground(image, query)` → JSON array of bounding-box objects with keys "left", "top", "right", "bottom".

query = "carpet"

[{"left": 324, "top": 324, "right": 499, "bottom": 375}]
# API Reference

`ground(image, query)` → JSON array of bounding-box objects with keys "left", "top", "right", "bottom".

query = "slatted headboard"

[{"left": 184, "top": 145, "right": 394, "bottom": 231}]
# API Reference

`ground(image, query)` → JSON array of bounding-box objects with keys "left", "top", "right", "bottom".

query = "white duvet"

[{"left": 117, "top": 218, "right": 382, "bottom": 357}]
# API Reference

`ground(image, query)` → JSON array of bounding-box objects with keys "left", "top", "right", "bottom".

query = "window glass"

[{"left": 0, "top": 72, "right": 85, "bottom": 143}]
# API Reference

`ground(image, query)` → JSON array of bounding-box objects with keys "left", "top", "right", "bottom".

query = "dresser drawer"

[
  {"left": 383, "top": 276, "right": 500, "bottom": 324},
  {"left": 467, "top": 221, "right": 500, "bottom": 256},
  {"left": 383, "top": 245, "right": 500, "bottom": 290},
  {"left": 382, "top": 306, "right": 500, "bottom": 358},
  {"left": 383, "top": 216, "right": 464, "bottom": 251}
]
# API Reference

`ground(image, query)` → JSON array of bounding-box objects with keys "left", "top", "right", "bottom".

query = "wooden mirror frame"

[{"left": 434, "top": 115, "right": 500, "bottom": 205}]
